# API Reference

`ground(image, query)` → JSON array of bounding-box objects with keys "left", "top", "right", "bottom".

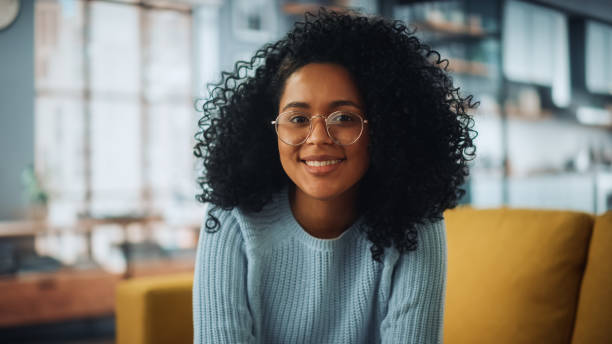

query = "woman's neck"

[{"left": 289, "top": 184, "right": 359, "bottom": 239}]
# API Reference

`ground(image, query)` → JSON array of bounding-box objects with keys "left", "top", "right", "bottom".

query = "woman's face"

[{"left": 277, "top": 63, "right": 370, "bottom": 201}]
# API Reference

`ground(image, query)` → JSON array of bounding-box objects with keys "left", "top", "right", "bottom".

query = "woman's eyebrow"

[
  {"left": 330, "top": 100, "right": 362, "bottom": 109},
  {"left": 281, "top": 101, "right": 310, "bottom": 111},
  {"left": 281, "top": 100, "right": 362, "bottom": 112}
]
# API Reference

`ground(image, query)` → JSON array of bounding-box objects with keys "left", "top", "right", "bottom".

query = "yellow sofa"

[{"left": 115, "top": 208, "right": 612, "bottom": 344}]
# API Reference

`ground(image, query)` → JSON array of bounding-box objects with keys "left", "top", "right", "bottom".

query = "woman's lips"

[{"left": 301, "top": 159, "right": 345, "bottom": 175}]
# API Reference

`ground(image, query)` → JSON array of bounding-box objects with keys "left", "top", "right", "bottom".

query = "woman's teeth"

[{"left": 304, "top": 160, "right": 342, "bottom": 167}]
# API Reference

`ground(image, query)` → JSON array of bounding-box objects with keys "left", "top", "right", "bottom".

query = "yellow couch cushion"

[
  {"left": 443, "top": 208, "right": 593, "bottom": 344},
  {"left": 572, "top": 211, "right": 612, "bottom": 344},
  {"left": 116, "top": 273, "right": 193, "bottom": 344}
]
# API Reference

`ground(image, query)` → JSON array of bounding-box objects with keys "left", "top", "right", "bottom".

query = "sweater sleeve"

[
  {"left": 380, "top": 219, "right": 447, "bottom": 344},
  {"left": 193, "top": 208, "right": 256, "bottom": 344}
]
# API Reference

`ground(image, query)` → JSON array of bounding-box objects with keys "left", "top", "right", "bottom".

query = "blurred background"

[{"left": 0, "top": 0, "right": 610, "bottom": 342}]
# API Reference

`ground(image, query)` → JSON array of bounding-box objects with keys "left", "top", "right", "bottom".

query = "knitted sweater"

[{"left": 193, "top": 189, "right": 447, "bottom": 343}]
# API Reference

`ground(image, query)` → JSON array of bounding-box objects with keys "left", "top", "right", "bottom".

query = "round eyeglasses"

[{"left": 271, "top": 110, "right": 368, "bottom": 146}]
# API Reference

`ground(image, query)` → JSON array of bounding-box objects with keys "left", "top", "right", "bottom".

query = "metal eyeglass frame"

[{"left": 271, "top": 110, "right": 368, "bottom": 146}]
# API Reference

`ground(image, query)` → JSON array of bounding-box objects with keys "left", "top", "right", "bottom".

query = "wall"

[{"left": 0, "top": 0, "right": 34, "bottom": 220}]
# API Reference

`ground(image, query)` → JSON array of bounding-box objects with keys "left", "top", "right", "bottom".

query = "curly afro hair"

[{"left": 194, "top": 8, "right": 477, "bottom": 262}]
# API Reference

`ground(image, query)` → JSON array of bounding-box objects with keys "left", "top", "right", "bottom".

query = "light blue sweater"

[{"left": 193, "top": 189, "right": 447, "bottom": 343}]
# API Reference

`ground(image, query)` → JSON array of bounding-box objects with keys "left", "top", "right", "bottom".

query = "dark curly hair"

[{"left": 194, "top": 8, "right": 477, "bottom": 262}]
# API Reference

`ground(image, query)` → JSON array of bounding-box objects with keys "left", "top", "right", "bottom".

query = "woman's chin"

[{"left": 295, "top": 183, "right": 353, "bottom": 202}]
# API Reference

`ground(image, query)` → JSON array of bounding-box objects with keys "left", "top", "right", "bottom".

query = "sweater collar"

[{"left": 278, "top": 186, "right": 363, "bottom": 252}]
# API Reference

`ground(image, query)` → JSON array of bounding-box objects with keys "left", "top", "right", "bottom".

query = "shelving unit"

[
  {"left": 393, "top": 0, "right": 612, "bottom": 212},
  {"left": 393, "top": 0, "right": 508, "bottom": 204}
]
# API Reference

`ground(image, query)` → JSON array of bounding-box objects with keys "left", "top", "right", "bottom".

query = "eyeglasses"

[{"left": 271, "top": 110, "right": 368, "bottom": 146}]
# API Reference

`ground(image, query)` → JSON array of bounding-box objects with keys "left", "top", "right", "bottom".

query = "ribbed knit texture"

[{"left": 193, "top": 189, "right": 447, "bottom": 344}]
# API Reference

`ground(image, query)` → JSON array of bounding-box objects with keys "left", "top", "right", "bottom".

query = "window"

[{"left": 35, "top": 0, "right": 198, "bottom": 224}]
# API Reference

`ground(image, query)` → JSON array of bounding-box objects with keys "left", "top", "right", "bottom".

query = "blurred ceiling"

[
  {"left": 397, "top": 0, "right": 612, "bottom": 24},
  {"left": 535, "top": 0, "right": 612, "bottom": 24}
]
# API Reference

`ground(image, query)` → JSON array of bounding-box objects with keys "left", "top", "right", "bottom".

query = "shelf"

[
  {"left": 282, "top": 3, "right": 346, "bottom": 15},
  {"left": 414, "top": 19, "right": 494, "bottom": 38},
  {"left": 505, "top": 108, "right": 612, "bottom": 129},
  {"left": 468, "top": 100, "right": 612, "bottom": 129},
  {"left": 0, "top": 215, "right": 201, "bottom": 238},
  {"left": 0, "top": 220, "right": 48, "bottom": 238},
  {"left": 446, "top": 58, "right": 489, "bottom": 77}
]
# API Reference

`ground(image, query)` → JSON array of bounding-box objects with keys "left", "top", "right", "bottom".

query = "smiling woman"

[
  {"left": 193, "top": 8, "right": 476, "bottom": 344},
  {"left": 276, "top": 63, "right": 370, "bottom": 239}
]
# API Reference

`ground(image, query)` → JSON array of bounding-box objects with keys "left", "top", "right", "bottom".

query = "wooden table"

[
  {"left": 0, "top": 258, "right": 195, "bottom": 327},
  {"left": 0, "top": 217, "right": 199, "bottom": 327}
]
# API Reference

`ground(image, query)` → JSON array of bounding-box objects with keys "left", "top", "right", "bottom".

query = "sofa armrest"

[{"left": 115, "top": 273, "right": 193, "bottom": 344}]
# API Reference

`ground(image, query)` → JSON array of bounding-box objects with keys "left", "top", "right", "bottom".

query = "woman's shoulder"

[
  {"left": 383, "top": 218, "right": 446, "bottom": 265},
  {"left": 230, "top": 188, "right": 289, "bottom": 230},
  {"left": 204, "top": 189, "right": 291, "bottom": 251}
]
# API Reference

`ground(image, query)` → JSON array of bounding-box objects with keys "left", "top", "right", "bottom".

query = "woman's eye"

[
  {"left": 289, "top": 116, "right": 309, "bottom": 124},
  {"left": 330, "top": 113, "right": 356, "bottom": 122}
]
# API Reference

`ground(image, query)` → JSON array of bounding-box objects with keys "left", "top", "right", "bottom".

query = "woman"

[{"left": 193, "top": 9, "right": 476, "bottom": 344}]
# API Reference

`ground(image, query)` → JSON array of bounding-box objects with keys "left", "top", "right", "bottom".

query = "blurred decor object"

[
  {"left": 467, "top": 14, "right": 482, "bottom": 35},
  {"left": 232, "top": 0, "right": 277, "bottom": 41},
  {"left": 504, "top": 86, "right": 552, "bottom": 121},
  {"left": 16, "top": 254, "right": 63, "bottom": 275},
  {"left": 0, "top": 0, "right": 20, "bottom": 31},
  {"left": 20, "top": 164, "right": 48, "bottom": 221},
  {"left": 574, "top": 145, "right": 593, "bottom": 173},
  {"left": 518, "top": 87, "right": 542, "bottom": 119},
  {"left": 0, "top": 234, "right": 62, "bottom": 277},
  {"left": 576, "top": 106, "right": 612, "bottom": 127},
  {"left": 0, "top": 242, "right": 17, "bottom": 275},
  {"left": 471, "top": 94, "right": 500, "bottom": 117},
  {"left": 75, "top": 212, "right": 164, "bottom": 277},
  {"left": 425, "top": 7, "right": 444, "bottom": 25}
]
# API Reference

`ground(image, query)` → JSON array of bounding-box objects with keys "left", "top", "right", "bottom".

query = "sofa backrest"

[
  {"left": 571, "top": 211, "right": 612, "bottom": 343},
  {"left": 443, "top": 208, "right": 593, "bottom": 344}
]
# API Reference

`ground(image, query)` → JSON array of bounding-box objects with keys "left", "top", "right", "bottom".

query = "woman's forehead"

[{"left": 279, "top": 63, "right": 364, "bottom": 108}]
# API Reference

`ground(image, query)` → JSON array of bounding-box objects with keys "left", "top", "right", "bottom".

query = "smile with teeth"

[{"left": 304, "top": 159, "right": 343, "bottom": 167}]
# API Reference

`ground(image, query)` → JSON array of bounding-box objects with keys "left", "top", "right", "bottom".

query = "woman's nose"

[{"left": 306, "top": 116, "right": 334, "bottom": 144}]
